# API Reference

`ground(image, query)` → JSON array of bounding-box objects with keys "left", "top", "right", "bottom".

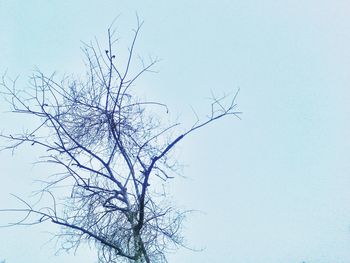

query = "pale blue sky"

[{"left": 1, "top": 1, "right": 350, "bottom": 262}]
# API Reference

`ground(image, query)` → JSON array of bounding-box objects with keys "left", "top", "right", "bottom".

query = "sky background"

[{"left": 1, "top": 0, "right": 350, "bottom": 262}]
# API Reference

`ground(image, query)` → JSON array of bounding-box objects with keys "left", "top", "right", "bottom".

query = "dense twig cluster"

[{"left": 0, "top": 20, "right": 240, "bottom": 263}]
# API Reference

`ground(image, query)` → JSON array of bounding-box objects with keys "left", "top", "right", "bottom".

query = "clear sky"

[{"left": 1, "top": 1, "right": 350, "bottom": 262}]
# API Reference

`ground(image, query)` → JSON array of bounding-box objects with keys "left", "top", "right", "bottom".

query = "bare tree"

[{"left": 0, "top": 20, "right": 240, "bottom": 263}]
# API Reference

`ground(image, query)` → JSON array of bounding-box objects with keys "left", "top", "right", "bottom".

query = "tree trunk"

[{"left": 134, "top": 229, "right": 144, "bottom": 263}]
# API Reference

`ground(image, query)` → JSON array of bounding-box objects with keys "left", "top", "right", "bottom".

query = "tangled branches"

[{"left": 0, "top": 20, "right": 240, "bottom": 263}]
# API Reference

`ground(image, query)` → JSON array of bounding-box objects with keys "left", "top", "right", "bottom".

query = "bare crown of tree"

[{"left": 0, "top": 19, "right": 240, "bottom": 263}]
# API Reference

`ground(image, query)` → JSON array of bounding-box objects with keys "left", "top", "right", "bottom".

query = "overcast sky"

[{"left": 1, "top": 1, "right": 350, "bottom": 263}]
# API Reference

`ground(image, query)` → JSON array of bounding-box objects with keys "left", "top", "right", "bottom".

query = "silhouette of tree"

[{"left": 0, "top": 19, "right": 239, "bottom": 263}]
